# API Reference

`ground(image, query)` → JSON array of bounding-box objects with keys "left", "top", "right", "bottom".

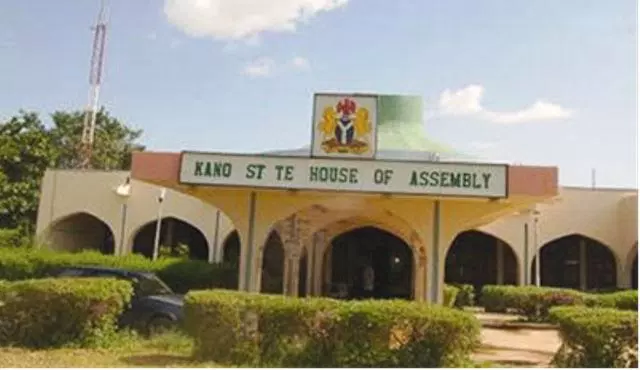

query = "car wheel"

[{"left": 146, "top": 315, "right": 175, "bottom": 336}]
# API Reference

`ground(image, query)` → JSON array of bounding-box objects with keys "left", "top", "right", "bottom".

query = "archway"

[
  {"left": 222, "top": 231, "right": 240, "bottom": 266},
  {"left": 45, "top": 212, "right": 114, "bottom": 254},
  {"left": 298, "top": 250, "right": 308, "bottom": 297},
  {"left": 261, "top": 231, "right": 285, "bottom": 294},
  {"left": 323, "top": 226, "right": 414, "bottom": 300},
  {"left": 221, "top": 230, "right": 240, "bottom": 289},
  {"left": 132, "top": 217, "right": 208, "bottom": 260},
  {"left": 531, "top": 234, "right": 617, "bottom": 291},
  {"left": 445, "top": 231, "right": 518, "bottom": 295}
]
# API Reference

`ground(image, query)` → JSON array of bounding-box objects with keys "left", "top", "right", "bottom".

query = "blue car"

[{"left": 53, "top": 265, "right": 184, "bottom": 334}]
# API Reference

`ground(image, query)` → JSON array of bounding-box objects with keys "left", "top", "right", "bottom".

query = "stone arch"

[
  {"left": 319, "top": 216, "right": 426, "bottom": 265},
  {"left": 274, "top": 202, "right": 427, "bottom": 261},
  {"left": 260, "top": 230, "right": 285, "bottom": 294},
  {"left": 322, "top": 225, "right": 416, "bottom": 300},
  {"left": 531, "top": 234, "right": 617, "bottom": 291},
  {"left": 263, "top": 204, "right": 427, "bottom": 299},
  {"left": 131, "top": 217, "right": 209, "bottom": 260},
  {"left": 43, "top": 212, "right": 115, "bottom": 254},
  {"left": 445, "top": 230, "right": 519, "bottom": 294}
]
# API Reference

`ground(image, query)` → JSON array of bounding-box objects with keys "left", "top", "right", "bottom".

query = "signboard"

[
  {"left": 179, "top": 152, "right": 508, "bottom": 198},
  {"left": 311, "top": 93, "right": 378, "bottom": 159}
]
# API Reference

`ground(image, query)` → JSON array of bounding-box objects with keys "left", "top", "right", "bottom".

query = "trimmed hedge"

[
  {"left": 482, "top": 285, "right": 584, "bottom": 320},
  {"left": 549, "top": 306, "right": 638, "bottom": 368},
  {"left": 185, "top": 290, "right": 481, "bottom": 367},
  {"left": 0, "top": 248, "right": 237, "bottom": 293},
  {"left": 449, "top": 283, "right": 475, "bottom": 307},
  {"left": 481, "top": 285, "right": 638, "bottom": 321},
  {"left": 0, "top": 277, "right": 132, "bottom": 348},
  {"left": 443, "top": 284, "right": 459, "bottom": 307},
  {"left": 585, "top": 290, "right": 638, "bottom": 311},
  {"left": 0, "top": 229, "right": 26, "bottom": 248}
]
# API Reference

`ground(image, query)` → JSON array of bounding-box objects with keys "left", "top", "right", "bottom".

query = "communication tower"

[{"left": 78, "top": 0, "right": 108, "bottom": 169}]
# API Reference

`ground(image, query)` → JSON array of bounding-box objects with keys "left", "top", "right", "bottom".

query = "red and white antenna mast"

[{"left": 78, "top": 0, "right": 108, "bottom": 169}]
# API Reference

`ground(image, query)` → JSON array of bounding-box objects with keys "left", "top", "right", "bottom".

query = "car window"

[
  {"left": 57, "top": 268, "right": 87, "bottom": 277},
  {"left": 132, "top": 275, "right": 174, "bottom": 296}
]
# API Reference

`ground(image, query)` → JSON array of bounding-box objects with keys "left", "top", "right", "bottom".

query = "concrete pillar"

[
  {"left": 291, "top": 253, "right": 301, "bottom": 297},
  {"left": 522, "top": 223, "right": 529, "bottom": 286},
  {"left": 238, "top": 192, "right": 257, "bottom": 292},
  {"left": 312, "top": 231, "right": 326, "bottom": 296},
  {"left": 617, "top": 261, "right": 630, "bottom": 289},
  {"left": 116, "top": 203, "right": 128, "bottom": 256},
  {"left": 579, "top": 238, "right": 587, "bottom": 291},
  {"left": 210, "top": 210, "right": 221, "bottom": 263},
  {"left": 496, "top": 239, "right": 505, "bottom": 285},
  {"left": 427, "top": 200, "right": 442, "bottom": 304},
  {"left": 533, "top": 217, "right": 540, "bottom": 287},
  {"left": 418, "top": 255, "right": 427, "bottom": 302},
  {"left": 282, "top": 250, "right": 291, "bottom": 295},
  {"left": 323, "top": 244, "right": 332, "bottom": 295}
]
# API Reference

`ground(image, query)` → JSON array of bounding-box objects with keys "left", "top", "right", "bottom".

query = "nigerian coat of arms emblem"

[{"left": 315, "top": 96, "right": 375, "bottom": 156}]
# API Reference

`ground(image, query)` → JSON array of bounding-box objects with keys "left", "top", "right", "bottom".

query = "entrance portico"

[
  {"left": 129, "top": 93, "right": 558, "bottom": 303},
  {"left": 131, "top": 153, "right": 556, "bottom": 303}
]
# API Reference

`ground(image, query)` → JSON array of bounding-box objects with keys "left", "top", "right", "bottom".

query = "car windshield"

[{"left": 133, "top": 274, "right": 174, "bottom": 296}]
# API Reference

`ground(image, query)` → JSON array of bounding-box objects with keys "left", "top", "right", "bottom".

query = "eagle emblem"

[{"left": 317, "top": 98, "right": 372, "bottom": 155}]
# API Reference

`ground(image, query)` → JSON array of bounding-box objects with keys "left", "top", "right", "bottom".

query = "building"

[{"left": 35, "top": 94, "right": 638, "bottom": 302}]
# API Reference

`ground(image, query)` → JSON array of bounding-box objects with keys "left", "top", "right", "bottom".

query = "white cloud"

[
  {"left": 439, "top": 85, "right": 484, "bottom": 115},
  {"left": 290, "top": 56, "right": 310, "bottom": 70},
  {"left": 242, "top": 57, "right": 275, "bottom": 77},
  {"left": 241, "top": 56, "right": 311, "bottom": 77},
  {"left": 164, "top": 0, "right": 348, "bottom": 40},
  {"left": 437, "top": 84, "right": 573, "bottom": 124}
]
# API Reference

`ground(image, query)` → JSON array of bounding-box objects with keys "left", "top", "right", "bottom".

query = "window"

[
  {"left": 57, "top": 268, "right": 87, "bottom": 277},
  {"left": 132, "top": 275, "right": 174, "bottom": 296}
]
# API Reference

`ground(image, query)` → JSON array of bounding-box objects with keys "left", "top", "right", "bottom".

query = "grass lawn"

[
  {"left": 0, "top": 331, "right": 221, "bottom": 368},
  {"left": 0, "top": 330, "right": 528, "bottom": 368}
]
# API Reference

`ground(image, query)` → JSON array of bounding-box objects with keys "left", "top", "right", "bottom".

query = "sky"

[{"left": 0, "top": 0, "right": 637, "bottom": 188}]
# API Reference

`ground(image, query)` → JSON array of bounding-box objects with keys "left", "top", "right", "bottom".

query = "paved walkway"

[{"left": 472, "top": 312, "right": 563, "bottom": 367}]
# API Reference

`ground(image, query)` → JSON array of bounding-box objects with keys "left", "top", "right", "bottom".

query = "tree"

[
  {"left": 50, "top": 108, "right": 144, "bottom": 170},
  {"left": 0, "top": 111, "right": 57, "bottom": 233},
  {"left": 0, "top": 108, "right": 144, "bottom": 237}
]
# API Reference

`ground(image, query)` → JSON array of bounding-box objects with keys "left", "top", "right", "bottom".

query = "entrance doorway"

[
  {"left": 132, "top": 217, "right": 208, "bottom": 260},
  {"left": 531, "top": 234, "right": 617, "bottom": 291},
  {"left": 46, "top": 212, "right": 115, "bottom": 254},
  {"left": 445, "top": 231, "right": 518, "bottom": 296},
  {"left": 324, "top": 227, "right": 414, "bottom": 300}
]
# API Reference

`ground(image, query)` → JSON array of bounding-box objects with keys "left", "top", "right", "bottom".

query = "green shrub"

[
  {"left": 479, "top": 285, "right": 515, "bottom": 313},
  {"left": 0, "top": 248, "right": 237, "bottom": 294},
  {"left": 449, "top": 283, "right": 475, "bottom": 307},
  {"left": 0, "top": 277, "right": 132, "bottom": 348},
  {"left": 585, "top": 290, "right": 638, "bottom": 311},
  {"left": 185, "top": 290, "right": 481, "bottom": 368},
  {"left": 549, "top": 306, "right": 638, "bottom": 368},
  {"left": 0, "top": 229, "right": 26, "bottom": 248},
  {"left": 480, "top": 285, "right": 584, "bottom": 320},
  {"left": 443, "top": 284, "right": 459, "bottom": 307}
]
